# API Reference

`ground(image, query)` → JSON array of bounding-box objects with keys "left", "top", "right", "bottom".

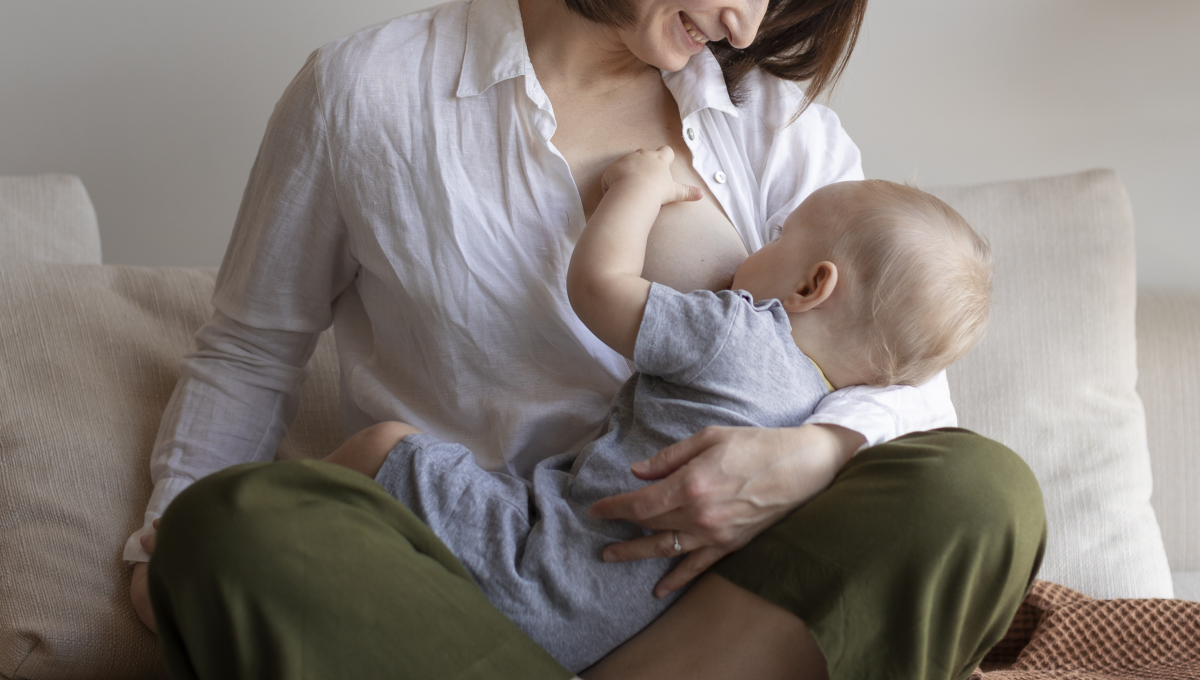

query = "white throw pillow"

[
  {"left": 0, "top": 263, "right": 340, "bottom": 679},
  {"left": 931, "top": 169, "right": 1173, "bottom": 599},
  {"left": 0, "top": 174, "right": 102, "bottom": 264}
]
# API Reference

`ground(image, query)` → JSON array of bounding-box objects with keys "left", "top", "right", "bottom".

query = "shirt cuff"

[
  {"left": 803, "top": 371, "right": 957, "bottom": 450},
  {"left": 122, "top": 476, "right": 196, "bottom": 563}
]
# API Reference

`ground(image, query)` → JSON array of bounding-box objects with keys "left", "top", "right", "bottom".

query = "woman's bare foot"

[
  {"left": 582, "top": 573, "right": 828, "bottom": 680},
  {"left": 324, "top": 421, "right": 422, "bottom": 478}
]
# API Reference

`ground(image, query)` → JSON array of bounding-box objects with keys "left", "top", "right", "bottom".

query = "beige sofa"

[{"left": 1, "top": 170, "right": 1197, "bottom": 679}]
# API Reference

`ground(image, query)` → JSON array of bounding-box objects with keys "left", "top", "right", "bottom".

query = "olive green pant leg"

[
  {"left": 148, "top": 459, "right": 572, "bottom": 680},
  {"left": 713, "top": 428, "right": 1047, "bottom": 680}
]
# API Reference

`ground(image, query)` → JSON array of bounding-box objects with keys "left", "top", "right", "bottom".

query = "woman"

[{"left": 127, "top": 0, "right": 1046, "bottom": 677}]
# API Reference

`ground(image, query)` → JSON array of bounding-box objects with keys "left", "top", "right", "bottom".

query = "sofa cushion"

[
  {"left": 0, "top": 262, "right": 340, "bottom": 679},
  {"left": 932, "top": 169, "right": 1173, "bottom": 599},
  {"left": 0, "top": 169, "right": 1177, "bottom": 677},
  {"left": 1136, "top": 287, "right": 1200, "bottom": 576},
  {"left": 0, "top": 175, "right": 102, "bottom": 264}
]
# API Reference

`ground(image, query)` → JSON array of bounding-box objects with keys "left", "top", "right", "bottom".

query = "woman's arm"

[
  {"left": 127, "top": 49, "right": 355, "bottom": 627},
  {"left": 125, "top": 49, "right": 354, "bottom": 559},
  {"left": 590, "top": 422, "right": 864, "bottom": 596},
  {"left": 123, "top": 314, "right": 324, "bottom": 561},
  {"left": 588, "top": 376, "right": 954, "bottom": 596}
]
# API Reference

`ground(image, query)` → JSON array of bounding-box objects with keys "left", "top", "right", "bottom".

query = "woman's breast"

[{"left": 640, "top": 183, "right": 750, "bottom": 294}]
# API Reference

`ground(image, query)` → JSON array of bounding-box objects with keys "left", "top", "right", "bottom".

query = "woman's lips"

[{"left": 679, "top": 12, "right": 711, "bottom": 45}]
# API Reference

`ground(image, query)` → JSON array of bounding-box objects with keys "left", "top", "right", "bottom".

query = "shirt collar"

[
  {"left": 457, "top": 0, "right": 531, "bottom": 98},
  {"left": 661, "top": 48, "right": 740, "bottom": 119},
  {"left": 457, "top": 0, "right": 739, "bottom": 120}
]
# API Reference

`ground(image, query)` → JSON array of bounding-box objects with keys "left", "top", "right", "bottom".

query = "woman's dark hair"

[{"left": 562, "top": 0, "right": 868, "bottom": 111}]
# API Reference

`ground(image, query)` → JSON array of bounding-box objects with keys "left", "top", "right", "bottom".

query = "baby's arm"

[{"left": 566, "top": 146, "right": 700, "bottom": 359}]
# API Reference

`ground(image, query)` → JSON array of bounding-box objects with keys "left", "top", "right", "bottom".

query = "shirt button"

[
  {"left": 714, "top": 171, "right": 727, "bottom": 184},
  {"left": 686, "top": 128, "right": 696, "bottom": 141}
]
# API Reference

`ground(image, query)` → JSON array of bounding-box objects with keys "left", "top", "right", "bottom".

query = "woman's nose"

[{"left": 722, "top": 0, "right": 767, "bottom": 49}]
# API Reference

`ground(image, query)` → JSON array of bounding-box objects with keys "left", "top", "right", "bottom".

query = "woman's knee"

[
  {"left": 153, "top": 460, "right": 368, "bottom": 578},
  {"left": 153, "top": 463, "right": 281, "bottom": 578},
  {"left": 854, "top": 428, "right": 1047, "bottom": 561}
]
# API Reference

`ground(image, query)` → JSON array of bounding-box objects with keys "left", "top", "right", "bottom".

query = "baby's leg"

[
  {"left": 372, "top": 433, "right": 536, "bottom": 547},
  {"left": 331, "top": 424, "right": 544, "bottom": 611},
  {"left": 342, "top": 427, "right": 656, "bottom": 672},
  {"left": 324, "top": 421, "right": 422, "bottom": 478}
]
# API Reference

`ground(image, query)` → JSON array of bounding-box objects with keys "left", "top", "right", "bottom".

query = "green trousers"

[{"left": 149, "top": 428, "right": 1045, "bottom": 680}]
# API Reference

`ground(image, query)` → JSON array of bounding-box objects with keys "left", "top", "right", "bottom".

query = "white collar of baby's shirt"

[{"left": 456, "top": 0, "right": 739, "bottom": 120}]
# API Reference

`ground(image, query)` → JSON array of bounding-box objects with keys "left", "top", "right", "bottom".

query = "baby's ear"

[{"left": 782, "top": 261, "right": 837, "bottom": 313}]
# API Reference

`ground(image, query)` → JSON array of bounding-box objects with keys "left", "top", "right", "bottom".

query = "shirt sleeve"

[
  {"left": 123, "top": 314, "right": 322, "bottom": 562},
  {"left": 803, "top": 370, "right": 958, "bottom": 449},
  {"left": 632, "top": 284, "right": 743, "bottom": 387},
  {"left": 123, "top": 50, "right": 357, "bottom": 562}
]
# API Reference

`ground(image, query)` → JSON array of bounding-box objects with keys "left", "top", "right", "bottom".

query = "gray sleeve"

[
  {"left": 634, "top": 284, "right": 792, "bottom": 389},
  {"left": 634, "top": 284, "right": 820, "bottom": 416},
  {"left": 632, "top": 284, "right": 742, "bottom": 386}
]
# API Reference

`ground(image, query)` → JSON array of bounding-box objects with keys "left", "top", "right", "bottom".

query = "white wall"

[
  {"left": 3, "top": 0, "right": 1197, "bottom": 287},
  {"left": 0, "top": 0, "right": 420, "bottom": 268},
  {"left": 830, "top": 0, "right": 1200, "bottom": 289}
]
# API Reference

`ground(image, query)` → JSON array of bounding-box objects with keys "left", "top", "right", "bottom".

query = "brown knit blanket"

[{"left": 970, "top": 580, "right": 1200, "bottom": 679}]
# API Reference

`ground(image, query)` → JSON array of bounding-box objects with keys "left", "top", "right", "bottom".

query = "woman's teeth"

[{"left": 681, "top": 16, "right": 709, "bottom": 44}]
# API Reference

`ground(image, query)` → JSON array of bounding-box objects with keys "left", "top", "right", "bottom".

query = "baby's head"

[{"left": 733, "top": 180, "right": 992, "bottom": 387}]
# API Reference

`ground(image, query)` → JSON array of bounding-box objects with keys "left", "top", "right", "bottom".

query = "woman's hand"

[
  {"left": 130, "top": 519, "right": 160, "bottom": 633},
  {"left": 589, "top": 423, "right": 865, "bottom": 598}
]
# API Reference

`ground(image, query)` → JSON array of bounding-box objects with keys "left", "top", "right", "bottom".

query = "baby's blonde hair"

[{"left": 825, "top": 180, "right": 992, "bottom": 387}]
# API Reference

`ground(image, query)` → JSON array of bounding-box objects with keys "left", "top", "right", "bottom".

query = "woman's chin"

[
  {"left": 658, "top": 53, "right": 695, "bottom": 72},
  {"left": 621, "top": 18, "right": 705, "bottom": 72},
  {"left": 642, "top": 44, "right": 699, "bottom": 72}
]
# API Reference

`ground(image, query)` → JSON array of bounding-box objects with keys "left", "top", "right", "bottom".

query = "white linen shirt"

[{"left": 124, "top": 0, "right": 955, "bottom": 562}]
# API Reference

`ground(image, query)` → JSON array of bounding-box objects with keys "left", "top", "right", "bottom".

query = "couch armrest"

[
  {"left": 1137, "top": 287, "right": 1200, "bottom": 572},
  {"left": 0, "top": 174, "right": 102, "bottom": 264}
]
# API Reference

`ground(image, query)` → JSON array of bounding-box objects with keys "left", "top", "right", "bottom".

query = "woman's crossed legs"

[{"left": 148, "top": 429, "right": 1044, "bottom": 680}]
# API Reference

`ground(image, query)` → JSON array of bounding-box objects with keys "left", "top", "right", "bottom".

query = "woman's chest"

[
  {"left": 547, "top": 76, "right": 749, "bottom": 293},
  {"left": 333, "top": 75, "right": 753, "bottom": 308}
]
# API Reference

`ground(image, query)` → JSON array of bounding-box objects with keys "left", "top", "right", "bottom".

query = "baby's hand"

[{"left": 601, "top": 146, "right": 701, "bottom": 205}]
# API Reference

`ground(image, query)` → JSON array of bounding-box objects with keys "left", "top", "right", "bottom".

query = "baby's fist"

[{"left": 601, "top": 147, "right": 701, "bottom": 205}]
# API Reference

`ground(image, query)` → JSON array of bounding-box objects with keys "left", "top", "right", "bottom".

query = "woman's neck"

[{"left": 519, "top": 0, "right": 654, "bottom": 93}]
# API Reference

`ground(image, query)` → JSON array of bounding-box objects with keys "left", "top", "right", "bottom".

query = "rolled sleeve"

[
  {"left": 125, "top": 51, "right": 354, "bottom": 561},
  {"left": 804, "top": 371, "right": 958, "bottom": 450}
]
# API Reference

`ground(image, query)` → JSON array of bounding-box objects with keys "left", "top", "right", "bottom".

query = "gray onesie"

[{"left": 374, "top": 283, "right": 830, "bottom": 671}]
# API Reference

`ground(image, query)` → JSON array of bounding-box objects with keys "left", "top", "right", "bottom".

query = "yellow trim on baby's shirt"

[{"left": 809, "top": 357, "right": 834, "bottom": 393}]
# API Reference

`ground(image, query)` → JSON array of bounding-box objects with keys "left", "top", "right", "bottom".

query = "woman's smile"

[
  {"left": 671, "top": 11, "right": 710, "bottom": 55},
  {"left": 679, "top": 12, "right": 714, "bottom": 46}
]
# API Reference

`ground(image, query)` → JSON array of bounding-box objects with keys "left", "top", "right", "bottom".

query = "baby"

[{"left": 328, "top": 147, "right": 992, "bottom": 672}]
